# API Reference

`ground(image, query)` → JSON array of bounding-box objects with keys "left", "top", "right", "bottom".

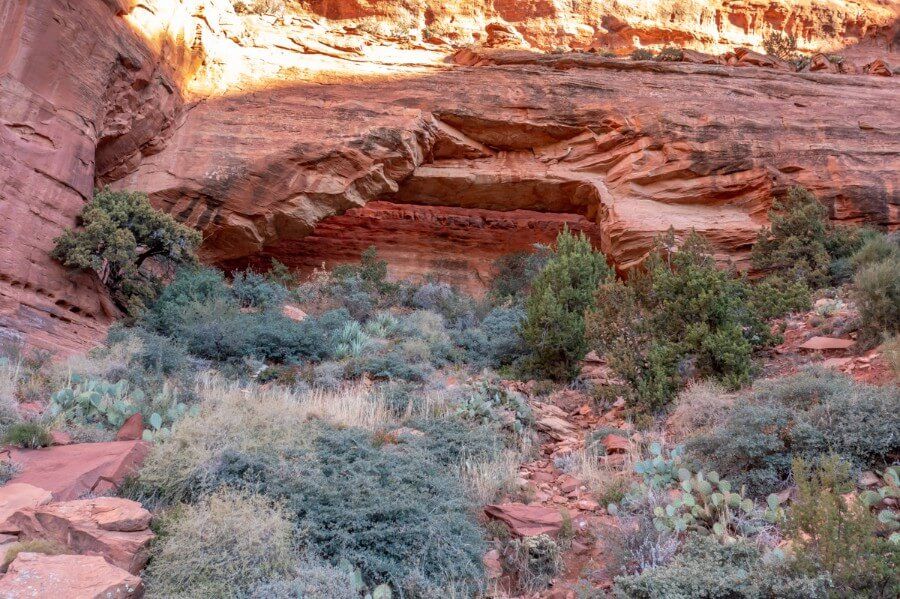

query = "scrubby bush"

[
  {"left": 854, "top": 252, "right": 900, "bottom": 337},
  {"left": 0, "top": 357, "right": 23, "bottom": 437},
  {"left": 480, "top": 306, "right": 527, "bottom": 367},
  {"left": 655, "top": 46, "right": 683, "bottom": 61},
  {"left": 488, "top": 249, "right": 550, "bottom": 301},
  {"left": 145, "top": 490, "right": 297, "bottom": 598},
  {"left": 506, "top": 534, "right": 563, "bottom": 592},
  {"left": 52, "top": 188, "right": 200, "bottom": 315},
  {"left": 762, "top": 31, "right": 798, "bottom": 60},
  {"left": 3, "top": 422, "right": 52, "bottom": 448},
  {"left": 278, "top": 426, "right": 487, "bottom": 595},
  {"left": 687, "top": 369, "right": 900, "bottom": 496},
  {"left": 751, "top": 187, "right": 831, "bottom": 290},
  {"left": 667, "top": 380, "right": 732, "bottom": 440},
  {"left": 851, "top": 232, "right": 900, "bottom": 271},
  {"left": 346, "top": 349, "right": 433, "bottom": 382},
  {"left": 143, "top": 267, "right": 233, "bottom": 335},
  {"left": 248, "top": 558, "right": 358, "bottom": 599},
  {"left": 522, "top": 228, "right": 611, "bottom": 381},
  {"left": 588, "top": 232, "right": 769, "bottom": 412},
  {"left": 630, "top": 48, "right": 655, "bottom": 60},
  {"left": 132, "top": 377, "right": 391, "bottom": 505},
  {"left": 787, "top": 456, "right": 899, "bottom": 598},
  {"left": 142, "top": 267, "right": 329, "bottom": 364},
  {"left": 885, "top": 334, "right": 900, "bottom": 381},
  {"left": 231, "top": 270, "right": 288, "bottom": 309},
  {"left": 612, "top": 535, "right": 830, "bottom": 598}
]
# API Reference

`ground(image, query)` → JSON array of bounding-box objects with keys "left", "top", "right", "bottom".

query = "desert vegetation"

[{"left": 0, "top": 186, "right": 892, "bottom": 596}]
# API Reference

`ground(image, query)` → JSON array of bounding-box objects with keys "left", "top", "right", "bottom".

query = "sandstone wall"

[
  {"left": 0, "top": 0, "right": 200, "bottom": 352},
  {"left": 1, "top": 0, "right": 898, "bottom": 352}
]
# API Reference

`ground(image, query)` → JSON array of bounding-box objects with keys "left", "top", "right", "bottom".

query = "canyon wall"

[{"left": 1, "top": 0, "right": 898, "bottom": 352}]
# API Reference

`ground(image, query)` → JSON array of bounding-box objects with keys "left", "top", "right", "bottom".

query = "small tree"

[
  {"left": 762, "top": 30, "right": 797, "bottom": 60},
  {"left": 751, "top": 186, "right": 832, "bottom": 289},
  {"left": 521, "top": 228, "right": 610, "bottom": 381},
  {"left": 52, "top": 188, "right": 201, "bottom": 316}
]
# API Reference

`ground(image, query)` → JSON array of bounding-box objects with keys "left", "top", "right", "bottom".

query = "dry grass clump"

[
  {"left": 884, "top": 334, "right": 900, "bottom": 382},
  {"left": 667, "top": 380, "right": 733, "bottom": 440},
  {"left": 459, "top": 449, "right": 520, "bottom": 505},
  {"left": 138, "top": 374, "right": 392, "bottom": 503},
  {"left": 569, "top": 447, "right": 634, "bottom": 507},
  {"left": 0, "top": 539, "right": 69, "bottom": 571},
  {"left": 145, "top": 490, "right": 296, "bottom": 598},
  {"left": 0, "top": 358, "right": 22, "bottom": 434}
]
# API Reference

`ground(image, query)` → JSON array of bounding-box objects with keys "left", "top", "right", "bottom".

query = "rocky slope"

[{"left": 1, "top": 0, "right": 898, "bottom": 352}]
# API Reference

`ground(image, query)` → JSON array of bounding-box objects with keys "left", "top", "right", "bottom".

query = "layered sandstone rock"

[
  {"left": 0, "top": 552, "right": 143, "bottom": 599},
  {"left": 4, "top": 441, "right": 151, "bottom": 500},
  {"left": 3, "top": 497, "right": 154, "bottom": 574},
  {"left": 1, "top": 0, "right": 898, "bottom": 352},
  {"left": 0, "top": 0, "right": 202, "bottom": 353}
]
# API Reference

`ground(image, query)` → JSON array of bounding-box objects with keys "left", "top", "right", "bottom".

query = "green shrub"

[
  {"left": 687, "top": 369, "right": 900, "bottom": 496},
  {"left": 630, "top": 48, "right": 655, "bottom": 60},
  {"left": 522, "top": 228, "right": 611, "bottom": 381},
  {"left": 143, "top": 267, "right": 234, "bottom": 336},
  {"left": 751, "top": 187, "right": 831, "bottom": 290},
  {"left": 277, "top": 426, "right": 487, "bottom": 595},
  {"left": 106, "top": 326, "right": 191, "bottom": 379},
  {"left": 588, "top": 232, "right": 769, "bottom": 412},
  {"left": 231, "top": 270, "right": 288, "bottom": 309},
  {"left": 787, "top": 456, "right": 899, "bottom": 598},
  {"left": 144, "top": 268, "right": 330, "bottom": 364},
  {"left": 747, "top": 274, "right": 811, "bottom": 319},
  {"left": 145, "top": 490, "right": 297, "bottom": 599},
  {"left": 854, "top": 253, "right": 900, "bottom": 337},
  {"left": 612, "top": 535, "right": 830, "bottom": 598},
  {"left": 52, "top": 188, "right": 200, "bottom": 315},
  {"left": 851, "top": 232, "right": 900, "bottom": 271},
  {"left": 4, "top": 422, "right": 52, "bottom": 448},
  {"left": 488, "top": 249, "right": 549, "bottom": 301},
  {"left": 762, "top": 31, "right": 798, "bottom": 60},
  {"left": 345, "top": 349, "right": 433, "bottom": 382},
  {"left": 459, "top": 306, "right": 527, "bottom": 369}
]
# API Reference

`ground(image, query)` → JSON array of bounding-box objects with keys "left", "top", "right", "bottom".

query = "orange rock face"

[{"left": 1, "top": 0, "right": 898, "bottom": 352}]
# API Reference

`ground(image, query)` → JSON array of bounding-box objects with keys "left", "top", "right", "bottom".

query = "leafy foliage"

[
  {"left": 522, "top": 228, "right": 611, "bottom": 381},
  {"left": 762, "top": 31, "right": 798, "bottom": 60},
  {"left": 588, "top": 232, "right": 770, "bottom": 412},
  {"left": 751, "top": 187, "right": 831, "bottom": 290},
  {"left": 854, "top": 249, "right": 900, "bottom": 338},
  {"left": 787, "top": 456, "right": 899, "bottom": 598},
  {"left": 52, "top": 188, "right": 200, "bottom": 315}
]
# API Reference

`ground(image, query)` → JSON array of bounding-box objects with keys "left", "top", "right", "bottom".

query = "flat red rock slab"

[
  {"left": 602, "top": 434, "right": 630, "bottom": 453},
  {"left": 0, "top": 552, "right": 143, "bottom": 599},
  {"left": 799, "top": 336, "right": 855, "bottom": 351},
  {"left": 6, "top": 497, "right": 154, "bottom": 574},
  {"left": 484, "top": 502, "right": 563, "bottom": 537},
  {"left": 3, "top": 441, "right": 150, "bottom": 501}
]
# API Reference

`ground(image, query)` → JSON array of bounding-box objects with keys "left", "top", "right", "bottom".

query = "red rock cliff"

[{"left": 1, "top": 0, "right": 898, "bottom": 352}]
